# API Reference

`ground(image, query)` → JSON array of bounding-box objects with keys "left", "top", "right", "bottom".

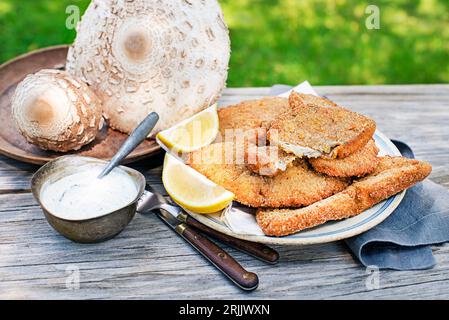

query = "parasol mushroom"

[
  {"left": 66, "top": 0, "right": 231, "bottom": 134},
  {"left": 11, "top": 69, "right": 104, "bottom": 152}
]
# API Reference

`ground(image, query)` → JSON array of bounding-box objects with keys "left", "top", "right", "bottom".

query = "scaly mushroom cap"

[
  {"left": 11, "top": 69, "right": 104, "bottom": 152},
  {"left": 66, "top": 0, "right": 231, "bottom": 134}
]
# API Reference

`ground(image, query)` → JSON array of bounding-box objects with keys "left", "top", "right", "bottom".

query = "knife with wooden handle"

[
  {"left": 156, "top": 209, "right": 259, "bottom": 291},
  {"left": 138, "top": 188, "right": 280, "bottom": 264},
  {"left": 178, "top": 213, "right": 279, "bottom": 264},
  {"left": 138, "top": 188, "right": 260, "bottom": 291}
]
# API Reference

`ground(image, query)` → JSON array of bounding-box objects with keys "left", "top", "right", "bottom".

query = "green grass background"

[{"left": 0, "top": 0, "right": 448, "bottom": 86}]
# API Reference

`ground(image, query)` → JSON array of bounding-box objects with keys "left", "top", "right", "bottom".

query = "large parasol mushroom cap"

[
  {"left": 11, "top": 69, "right": 104, "bottom": 152},
  {"left": 66, "top": 0, "right": 231, "bottom": 134}
]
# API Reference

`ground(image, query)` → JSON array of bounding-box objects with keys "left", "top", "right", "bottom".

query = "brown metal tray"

[{"left": 0, "top": 45, "right": 161, "bottom": 165}]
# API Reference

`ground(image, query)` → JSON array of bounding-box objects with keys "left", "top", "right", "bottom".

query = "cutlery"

[
  {"left": 98, "top": 112, "right": 159, "bottom": 178},
  {"left": 137, "top": 187, "right": 260, "bottom": 291},
  {"left": 139, "top": 187, "right": 279, "bottom": 264}
]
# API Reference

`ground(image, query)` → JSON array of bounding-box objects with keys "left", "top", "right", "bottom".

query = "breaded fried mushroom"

[
  {"left": 256, "top": 156, "right": 432, "bottom": 236},
  {"left": 187, "top": 142, "right": 350, "bottom": 208},
  {"left": 309, "top": 139, "right": 380, "bottom": 177},
  {"left": 269, "top": 92, "right": 377, "bottom": 159}
]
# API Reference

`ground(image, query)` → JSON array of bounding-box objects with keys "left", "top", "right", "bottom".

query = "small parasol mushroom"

[
  {"left": 11, "top": 69, "right": 104, "bottom": 152},
  {"left": 66, "top": 0, "right": 231, "bottom": 134}
]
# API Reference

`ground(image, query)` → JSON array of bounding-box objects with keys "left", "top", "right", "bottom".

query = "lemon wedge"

[
  {"left": 162, "top": 153, "right": 234, "bottom": 214},
  {"left": 157, "top": 104, "right": 219, "bottom": 153}
]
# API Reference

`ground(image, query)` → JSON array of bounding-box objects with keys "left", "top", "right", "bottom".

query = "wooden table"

[{"left": 1, "top": 85, "right": 449, "bottom": 300}]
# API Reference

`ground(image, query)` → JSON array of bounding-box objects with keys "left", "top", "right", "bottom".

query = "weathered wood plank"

[
  {"left": 0, "top": 85, "right": 448, "bottom": 299},
  {"left": 4, "top": 193, "right": 449, "bottom": 300}
]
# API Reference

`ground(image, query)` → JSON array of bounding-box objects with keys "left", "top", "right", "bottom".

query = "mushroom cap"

[
  {"left": 66, "top": 0, "right": 231, "bottom": 134},
  {"left": 11, "top": 69, "right": 104, "bottom": 152}
]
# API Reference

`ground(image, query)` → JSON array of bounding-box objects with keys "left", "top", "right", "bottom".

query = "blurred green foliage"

[{"left": 0, "top": 0, "right": 448, "bottom": 86}]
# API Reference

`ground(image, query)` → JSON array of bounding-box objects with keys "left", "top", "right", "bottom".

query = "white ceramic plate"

[
  {"left": 188, "top": 130, "right": 404, "bottom": 246},
  {"left": 178, "top": 82, "right": 405, "bottom": 245}
]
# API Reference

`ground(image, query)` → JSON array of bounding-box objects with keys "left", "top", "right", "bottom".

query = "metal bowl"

[{"left": 31, "top": 155, "right": 146, "bottom": 243}]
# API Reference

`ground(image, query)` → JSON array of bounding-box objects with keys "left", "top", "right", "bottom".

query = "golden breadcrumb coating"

[
  {"left": 309, "top": 139, "right": 380, "bottom": 177},
  {"left": 217, "top": 97, "right": 290, "bottom": 144},
  {"left": 245, "top": 145, "right": 296, "bottom": 177},
  {"left": 291, "top": 93, "right": 339, "bottom": 109},
  {"left": 269, "top": 92, "right": 376, "bottom": 159},
  {"left": 187, "top": 142, "right": 349, "bottom": 208},
  {"left": 256, "top": 156, "right": 432, "bottom": 236}
]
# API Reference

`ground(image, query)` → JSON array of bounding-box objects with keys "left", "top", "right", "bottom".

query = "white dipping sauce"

[{"left": 40, "top": 165, "right": 139, "bottom": 220}]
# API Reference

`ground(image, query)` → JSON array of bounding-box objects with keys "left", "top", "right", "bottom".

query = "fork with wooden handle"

[
  {"left": 177, "top": 212, "right": 279, "bottom": 264},
  {"left": 138, "top": 187, "right": 279, "bottom": 291}
]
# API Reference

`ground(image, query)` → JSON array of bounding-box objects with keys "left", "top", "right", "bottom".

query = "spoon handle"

[{"left": 98, "top": 112, "right": 159, "bottom": 178}]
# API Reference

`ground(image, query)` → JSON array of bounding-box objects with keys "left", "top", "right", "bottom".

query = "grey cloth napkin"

[
  {"left": 345, "top": 180, "right": 449, "bottom": 270},
  {"left": 269, "top": 84, "right": 449, "bottom": 270}
]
